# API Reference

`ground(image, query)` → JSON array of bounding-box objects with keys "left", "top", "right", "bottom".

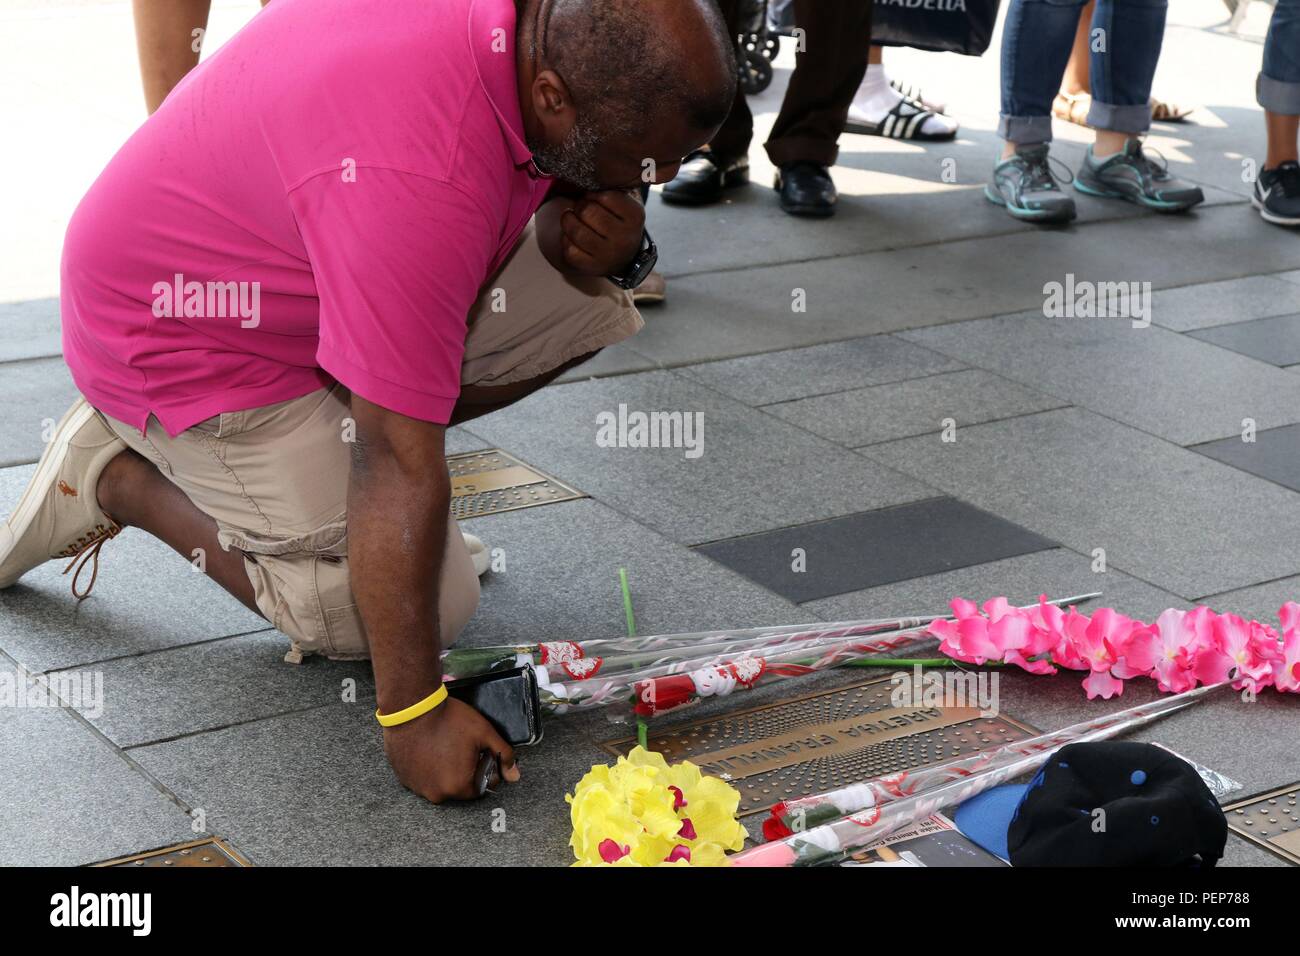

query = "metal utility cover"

[
  {"left": 603, "top": 675, "right": 1038, "bottom": 817},
  {"left": 92, "top": 837, "right": 251, "bottom": 867},
  {"left": 1224, "top": 782, "right": 1300, "bottom": 865},
  {"left": 448, "top": 449, "right": 584, "bottom": 519}
]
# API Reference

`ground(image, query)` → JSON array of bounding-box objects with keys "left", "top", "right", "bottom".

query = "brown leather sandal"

[
  {"left": 1151, "top": 97, "right": 1194, "bottom": 122},
  {"left": 1052, "top": 91, "right": 1092, "bottom": 127}
]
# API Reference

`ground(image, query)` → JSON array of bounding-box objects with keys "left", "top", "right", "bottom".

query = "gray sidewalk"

[{"left": 2, "top": 1, "right": 1298, "bottom": 867}]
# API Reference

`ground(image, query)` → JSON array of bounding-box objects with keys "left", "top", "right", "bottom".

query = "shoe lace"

[
  {"left": 1021, "top": 152, "right": 1074, "bottom": 191},
  {"left": 1128, "top": 141, "right": 1170, "bottom": 181},
  {"left": 59, "top": 521, "right": 122, "bottom": 600}
]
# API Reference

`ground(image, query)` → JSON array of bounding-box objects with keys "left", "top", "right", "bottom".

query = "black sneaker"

[
  {"left": 1253, "top": 161, "right": 1300, "bottom": 227},
  {"left": 984, "top": 144, "right": 1076, "bottom": 224},
  {"left": 1074, "top": 139, "right": 1203, "bottom": 213}
]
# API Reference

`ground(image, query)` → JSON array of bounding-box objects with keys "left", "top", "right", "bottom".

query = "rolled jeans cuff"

[
  {"left": 998, "top": 114, "right": 1053, "bottom": 145},
  {"left": 1086, "top": 99, "right": 1151, "bottom": 135},
  {"left": 1258, "top": 73, "right": 1300, "bottom": 115}
]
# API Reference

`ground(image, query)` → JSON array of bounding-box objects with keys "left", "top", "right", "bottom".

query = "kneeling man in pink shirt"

[{"left": 0, "top": 0, "right": 735, "bottom": 803}]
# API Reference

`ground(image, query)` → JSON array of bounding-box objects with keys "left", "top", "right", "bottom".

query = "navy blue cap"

[{"left": 952, "top": 742, "right": 1227, "bottom": 867}]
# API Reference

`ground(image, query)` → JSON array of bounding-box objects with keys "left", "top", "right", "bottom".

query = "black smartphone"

[{"left": 446, "top": 664, "right": 543, "bottom": 747}]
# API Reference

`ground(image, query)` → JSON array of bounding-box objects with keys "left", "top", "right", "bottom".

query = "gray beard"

[{"left": 529, "top": 121, "right": 602, "bottom": 190}]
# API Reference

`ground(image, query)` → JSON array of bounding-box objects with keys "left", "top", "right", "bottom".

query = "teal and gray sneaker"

[
  {"left": 985, "top": 144, "right": 1077, "bottom": 224},
  {"left": 1074, "top": 140, "right": 1204, "bottom": 213}
]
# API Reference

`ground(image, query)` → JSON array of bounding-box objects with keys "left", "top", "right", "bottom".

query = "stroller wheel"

[{"left": 739, "top": 40, "right": 776, "bottom": 95}]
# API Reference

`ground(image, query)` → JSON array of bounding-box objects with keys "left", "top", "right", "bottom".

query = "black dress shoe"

[
  {"left": 775, "top": 162, "right": 837, "bottom": 217},
  {"left": 661, "top": 149, "right": 750, "bottom": 206}
]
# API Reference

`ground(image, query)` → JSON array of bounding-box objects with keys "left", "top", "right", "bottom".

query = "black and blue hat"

[{"left": 953, "top": 741, "right": 1228, "bottom": 867}]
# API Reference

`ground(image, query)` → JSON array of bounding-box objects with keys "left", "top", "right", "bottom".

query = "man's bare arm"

[{"left": 348, "top": 394, "right": 517, "bottom": 802}]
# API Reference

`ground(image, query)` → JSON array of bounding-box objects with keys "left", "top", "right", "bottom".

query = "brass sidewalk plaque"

[
  {"left": 1224, "top": 782, "right": 1300, "bottom": 865},
  {"left": 447, "top": 449, "right": 584, "bottom": 519},
  {"left": 604, "top": 676, "right": 1037, "bottom": 817},
  {"left": 92, "top": 837, "right": 252, "bottom": 867}
]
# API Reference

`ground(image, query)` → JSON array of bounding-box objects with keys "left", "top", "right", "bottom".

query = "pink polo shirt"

[{"left": 61, "top": 0, "right": 552, "bottom": 435}]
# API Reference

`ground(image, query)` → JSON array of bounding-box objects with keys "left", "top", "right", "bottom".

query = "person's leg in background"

[
  {"left": 1254, "top": 0, "right": 1300, "bottom": 226},
  {"left": 1053, "top": 0, "right": 1192, "bottom": 126},
  {"left": 132, "top": 0, "right": 270, "bottom": 114},
  {"left": 766, "top": 0, "right": 874, "bottom": 217},
  {"left": 660, "top": 0, "right": 753, "bottom": 207},
  {"left": 1074, "top": 0, "right": 1203, "bottom": 212},
  {"left": 844, "top": 43, "right": 959, "bottom": 142},
  {"left": 133, "top": 0, "right": 211, "bottom": 114},
  {"left": 986, "top": 0, "right": 1087, "bottom": 223}
]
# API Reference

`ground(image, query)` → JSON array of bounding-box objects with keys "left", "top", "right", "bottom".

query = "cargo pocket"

[{"left": 315, "top": 552, "right": 370, "bottom": 661}]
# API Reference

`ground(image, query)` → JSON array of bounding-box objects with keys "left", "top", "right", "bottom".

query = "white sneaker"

[
  {"left": 463, "top": 532, "right": 490, "bottom": 577},
  {"left": 0, "top": 398, "right": 127, "bottom": 598}
]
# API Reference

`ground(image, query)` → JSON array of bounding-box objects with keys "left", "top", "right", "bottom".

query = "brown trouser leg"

[{"left": 711, "top": 0, "right": 875, "bottom": 167}]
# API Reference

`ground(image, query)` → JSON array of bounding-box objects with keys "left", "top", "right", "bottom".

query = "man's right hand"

[{"left": 383, "top": 696, "right": 520, "bottom": 803}]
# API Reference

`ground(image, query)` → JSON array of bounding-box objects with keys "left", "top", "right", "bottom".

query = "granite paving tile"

[
  {"left": 1187, "top": 313, "right": 1300, "bottom": 367},
  {"left": 901, "top": 311, "right": 1300, "bottom": 446},
  {"left": 462, "top": 370, "right": 934, "bottom": 546},
  {"left": 766, "top": 368, "right": 1066, "bottom": 447},
  {"left": 1192, "top": 424, "right": 1300, "bottom": 494},
  {"left": 694, "top": 497, "right": 1057, "bottom": 604},
  {"left": 0, "top": 660, "right": 195, "bottom": 866},
  {"left": 677, "top": 334, "right": 965, "bottom": 407},
  {"left": 859, "top": 408, "right": 1300, "bottom": 600}
]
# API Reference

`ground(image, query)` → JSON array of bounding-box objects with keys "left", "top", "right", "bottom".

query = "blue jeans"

[
  {"left": 1260, "top": 0, "right": 1300, "bottom": 115},
  {"left": 1000, "top": 0, "right": 1169, "bottom": 145}
]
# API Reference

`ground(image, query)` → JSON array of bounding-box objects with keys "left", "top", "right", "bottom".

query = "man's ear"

[{"left": 531, "top": 68, "right": 574, "bottom": 124}]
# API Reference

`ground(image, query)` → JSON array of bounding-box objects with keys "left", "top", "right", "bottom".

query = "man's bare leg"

[
  {"left": 91, "top": 351, "right": 601, "bottom": 605},
  {"left": 95, "top": 448, "right": 260, "bottom": 611}
]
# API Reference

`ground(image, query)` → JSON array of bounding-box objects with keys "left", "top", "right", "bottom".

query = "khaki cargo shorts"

[{"left": 100, "top": 221, "right": 642, "bottom": 662}]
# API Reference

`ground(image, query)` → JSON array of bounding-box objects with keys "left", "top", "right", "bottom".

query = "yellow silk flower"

[{"left": 567, "top": 746, "right": 748, "bottom": 866}]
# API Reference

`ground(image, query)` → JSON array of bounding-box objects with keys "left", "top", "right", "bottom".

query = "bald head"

[{"left": 541, "top": 0, "right": 737, "bottom": 141}]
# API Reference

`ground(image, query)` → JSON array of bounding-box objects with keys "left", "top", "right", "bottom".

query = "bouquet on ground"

[
  {"left": 761, "top": 682, "right": 1225, "bottom": 840},
  {"left": 566, "top": 747, "right": 747, "bottom": 866},
  {"left": 732, "top": 682, "right": 1219, "bottom": 867},
  {"left": 928, "top": 597, "right": 1300, "bottom": 699}
]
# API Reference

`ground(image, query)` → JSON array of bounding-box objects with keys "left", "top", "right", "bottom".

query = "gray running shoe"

[
  {"left": 1074, "top": 139, "right": 1204, "bottom": 212},
  {"left": 985, "top": 144, "right": 1077, "bottom": 224}
]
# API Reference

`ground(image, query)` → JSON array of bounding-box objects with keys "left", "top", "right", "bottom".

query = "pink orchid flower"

[
  {"left": 1194, "top": 613, "right": 1277, "bottom": 691},
  {"left": 1051, "top": 608, "right": 1094, "bottom": 671},
  {"left": 1273, "top": 602, "right": 1300, "bottom": 693},
  {"left": 1149, "top": 608, "right": 1201, "bottom": 694},
  {"left": 1069, "top": 607, "right": 1137, "bottom": 699}
]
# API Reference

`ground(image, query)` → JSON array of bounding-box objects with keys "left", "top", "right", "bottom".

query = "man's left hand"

[{"left": 559, "top": 189, "right": 645, "bottom": 276}]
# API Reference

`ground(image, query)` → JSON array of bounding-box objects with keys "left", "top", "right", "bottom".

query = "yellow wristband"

[{"left": 375, "top": 684, "right": 448, "bottom": 728}]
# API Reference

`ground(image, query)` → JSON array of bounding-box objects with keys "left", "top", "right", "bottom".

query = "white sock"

[{"left": 849, "top": 65, "right": 959, "bottom": 138}]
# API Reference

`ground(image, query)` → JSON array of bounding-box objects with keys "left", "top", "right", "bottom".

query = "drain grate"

[
  {"left": 448, "top": 449, "right": 584, "bottom": 520},
  {"left": 603, "top": 676, "right": 1037, "bottom": 817},
  {"left": 91, "top": 838, "right": 251, "bottom": 868},
  {"left": 1224, "top": 782, "right": 1300, "bottom": 865}
]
